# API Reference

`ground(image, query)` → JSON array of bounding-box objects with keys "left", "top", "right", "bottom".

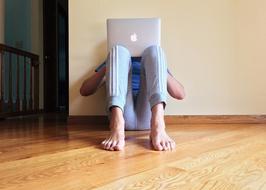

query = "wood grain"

[{"left": 0, "top": 116, "right": 265, "bottom": 190}]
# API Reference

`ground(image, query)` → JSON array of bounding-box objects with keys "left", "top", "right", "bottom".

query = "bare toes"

[
  {"left": 153, "top": 142, "right": 163, "bottom": 151},
  {"left": 161, "top": 142, "right": 167, "bottom": 151},
  {"left": 101, "top": 136, "right": 125, "bottom": 151},
  {"left": 110, "top": 141, "right": 118, "bottom": 151},
  {"left": 169, "top": 141, "right": 175, "bottom": 150},
  {"left": 114, "top": 141, "right": 124, "bottom": 151},
  {"left": 165, "top": 142, "right": 170, "bottom": 150},
  {"left": 106, "top": 141, "right": 112, "bottom": 150},
  {"left": 150, "top": 132, "right": 176, "bottom": 151}
]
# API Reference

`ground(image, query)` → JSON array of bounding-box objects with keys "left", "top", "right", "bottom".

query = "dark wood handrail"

[{"left": 0, "top": 43, "right": 39, "bottom": 66}]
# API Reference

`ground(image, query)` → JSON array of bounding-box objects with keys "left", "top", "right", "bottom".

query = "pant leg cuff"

[
  {"left": 107, "top": 96, "right": 125, "bottom": 112},
  {"left": 149, "top": 93, "right": 167, "bottom": 109}
]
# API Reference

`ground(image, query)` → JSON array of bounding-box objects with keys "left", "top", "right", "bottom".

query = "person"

[{"left": 80, "top": 45, "right": 185, "bottom": 151}]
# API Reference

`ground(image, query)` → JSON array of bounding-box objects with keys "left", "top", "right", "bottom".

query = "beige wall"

[
  {"left": 234, "top": 0, "right": 266, "bottom": 114},
  {"left": 69, "top": 0, "right": 266, "bottom": 116},
  {"left": 0, "top": 0, "right": 4, "bottom": 43}
]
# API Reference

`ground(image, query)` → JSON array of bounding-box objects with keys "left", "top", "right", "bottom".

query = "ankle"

[
  {"left": 152, "top": 104, "right": 165, "bottom": 121},
  {"left": 151, "top": 118, "right": 166, "bottom": 131},
  {"left": 151, "top": 124, "right": 165, "bottom": 132},
  {"left": 111, "top": 106, "right": 123, "bottom": 117},
  {"left": 151, "top": 103, "right": 164, "bottom": 115},
  {"left": 110, "top": 106, "right": 125, "bottom": 131}
]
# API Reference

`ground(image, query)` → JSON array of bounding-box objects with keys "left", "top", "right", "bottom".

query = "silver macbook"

[{"left": 107, "top": 18, "right": 161, "bottom": 57}]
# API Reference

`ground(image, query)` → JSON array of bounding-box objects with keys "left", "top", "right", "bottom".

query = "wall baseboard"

[
  {"left": 68, "top": 115, "right": 266, "bottom": 125},
  {"left": 164, "top": 115, "right": 266, "bottom": 124},
  {"left": 68, "top": 115, "right": 109, "bottom": 125}
]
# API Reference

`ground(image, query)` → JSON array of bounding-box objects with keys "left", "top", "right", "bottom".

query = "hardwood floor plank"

[
  {"left": 0, "top": 116, "right": 265, "bottom": 190},
  {"left": 93, "top": 133, "right": 266, "bottom": 190}
]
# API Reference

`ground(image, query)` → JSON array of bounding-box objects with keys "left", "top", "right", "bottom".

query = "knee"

[
  {"left": 143, "top": 45, "right": 163, "bottom": 57},
  {"left": 142, "top": 45, "right": 165, "bottom": 64},
  {"left": 107, "top": 45, "right": 131, "bottom": 67},
  {"left": 110, "top": 45, "right": 130, "bottom": 56}
]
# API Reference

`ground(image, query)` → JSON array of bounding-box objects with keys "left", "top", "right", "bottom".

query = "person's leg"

[
  {"left": 101, "top": 45, "right": 131, "bottom": 151},
  {"left": 135, "top": 67, "right": 152, "bottom": 130},
  {"left": 138, "top": 45, "right": 176, "bottom": 151},
  {"left": 123, "top": 66, "right": 138, "bottom": 130}
]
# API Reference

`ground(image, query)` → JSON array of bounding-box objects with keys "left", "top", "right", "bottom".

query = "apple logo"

[{"left": 130, "top": 33, "right": 138, "bottom": 42}]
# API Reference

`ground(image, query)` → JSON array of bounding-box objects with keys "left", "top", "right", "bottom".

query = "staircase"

[{"left": 0, "top": 43, "right": 40, "bottom": 118}]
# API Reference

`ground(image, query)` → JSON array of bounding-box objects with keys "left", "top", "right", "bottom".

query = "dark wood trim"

[
  {"left": 0, "top": 109, "right": 44, "bottom": 119},
  {"left": 43, "top": 0, "right": 69, "bottom": 113},
  {"left": 68, "top": 115, "right": 266, "bottom": 125},
  {"left": 68, "top": 116, "right": 109, "bottom": 125},
  {"left": 43, "top": 0, "right": 57, "bottom": 112}
]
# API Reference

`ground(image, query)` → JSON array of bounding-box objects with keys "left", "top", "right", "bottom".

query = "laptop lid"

[{"left": 107, "top": 18, "right": 161, "bottom": 57}]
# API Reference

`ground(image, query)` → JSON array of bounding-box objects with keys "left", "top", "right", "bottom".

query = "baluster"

[
  {"left": 0, "top": 44, "right": 40, "bottom": 116},
  {"left": 29, "top": 59, "right": 33, "bottom": 110},
  {"left": 23, "top": 56, "right": 27, "bottom": 111},
  {"left": 34, "top": 58, "right": 39, "bottom": 111},
  {"left": 31, "top": 63, "right": 34, "bottom": 111},
  {"left": 0, "top": 50, "right": 3, "bottom": 112},
  {"left": 8, "top": 52, "right": 12, "bottom": 112},
  {"left": 16, "top": 55, "right": 20, "bottom": 112}
]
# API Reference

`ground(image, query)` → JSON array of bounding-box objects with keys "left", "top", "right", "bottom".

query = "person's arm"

[
  {"left": 80, "top": 67, "right": 106, "bottom": 96},
  {"left": 167, "top": 72, "right": 185, "bottom": 100}
]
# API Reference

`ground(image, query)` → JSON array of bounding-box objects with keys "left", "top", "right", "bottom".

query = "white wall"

[{"left": 69, "top": 0, "right": 266, "bottom": 116}]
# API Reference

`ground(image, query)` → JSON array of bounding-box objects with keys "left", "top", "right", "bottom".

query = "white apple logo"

[{"left": 130, "top": 33, "right": 138, "bottom": 42}]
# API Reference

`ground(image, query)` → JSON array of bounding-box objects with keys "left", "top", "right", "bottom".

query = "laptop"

[{"left": 107, "top": 18, "right": 161, "bottom": 57}]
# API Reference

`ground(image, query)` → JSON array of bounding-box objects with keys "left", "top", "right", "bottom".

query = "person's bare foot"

[
  {"left": 101, "top": 107, "right": 125, "bottom": 151},
  {"left": 150, "top": 103, "right": 176, "bottom": 151}
]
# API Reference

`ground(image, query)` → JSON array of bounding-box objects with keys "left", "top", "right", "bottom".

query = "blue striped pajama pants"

[{"left": 105, "top": 45, "right": 167, "bottom": 130}]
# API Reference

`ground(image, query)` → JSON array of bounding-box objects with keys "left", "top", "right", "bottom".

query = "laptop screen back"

[{"left": 107, "top": 18, "right": 161, "bottom": 57}]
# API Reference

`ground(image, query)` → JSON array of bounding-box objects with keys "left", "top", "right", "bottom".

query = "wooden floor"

[{"left": 0, "top": 115, "right": 265, "bottom": 190}]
